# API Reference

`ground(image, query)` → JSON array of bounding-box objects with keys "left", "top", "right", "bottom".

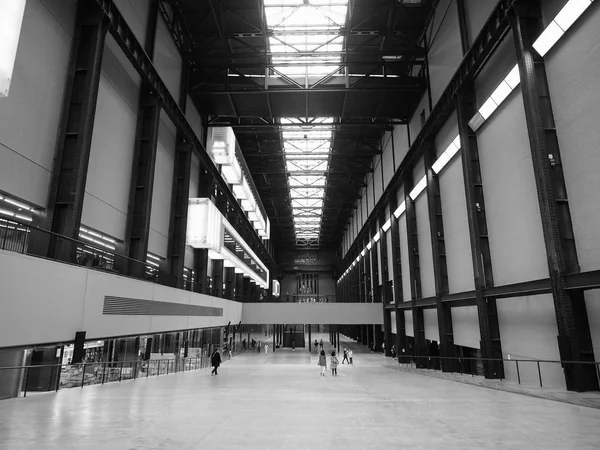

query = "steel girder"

[{"left": 48, "top": 0, "right": 109, "bottom": 262}]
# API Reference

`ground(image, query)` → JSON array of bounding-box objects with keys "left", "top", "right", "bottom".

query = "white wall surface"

[
  {"left": 148, "top": 112, "right": 176, "bottom": 257},
  {"left": 0, "top": 0, "right": 75, "bottom": 207},
  {"left": 114, "top": 0, "right": 149, "bottom": 48},
  {"left": 545, "top": 5, "right": 600, "bottom": 272},
  {"left": 386, "top": 230, "right": 393, "bottom": 282},
  {"left": 399, "top": 214, "right": 411, "bottom": 302},
  {"left": 415, "top": 194, "right": 435, "bottom": 298},
  {"left": 451, "top": 305, "right": 480, "bottom": 349},
  {"left": 427, "top": 0, "right": 462, "bottom": 106},
  {"left": 0, "top": 250, "right": 241, "bottom": 348},
  {"left": 381, "top": 133, "right": 395, "bottom": 187},
  {"left": 478, "top": 89, "right": 549, "bottom": 285},
  {"left": 404, "top": 310, "right": 414, "bottom": 337},
  {"left": 241, "top": 303, "right": 383, "bottom": 325},
  {"left": 82, "top": 37, "right": 139, "bottom": 240},
  {"left": 497, "top": 294, "right": 565, "bottom": 389},
  {"left": 424, "top": 309, "right": 439, "bottom": 342},
  {"left": 373, "top": 157, "right": 383, "bottom": 205},
  {"left": 153, "top": 15, "right": 182, "bottom": 102}
]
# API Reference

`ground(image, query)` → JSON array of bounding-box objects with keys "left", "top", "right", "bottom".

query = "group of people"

[{"left": 317, "top": 347, "right": 354, "bottom": 376}]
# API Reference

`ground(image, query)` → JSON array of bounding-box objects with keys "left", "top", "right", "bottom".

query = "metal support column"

[
  {"left": 510, "top": 1, "right": 598, "bottom": 391},
  {"left": 125, "top": 0, "right": 162, "bottom": 270},
  {"left": 456, "top": 87, "right": 504, "bottom": 379},
  {"left": 424, "top": 141, "right": 456, "bottom": 372},
  {"left": 389, "top": 189, "right": 406, "bottom": 359},
  {"left": 404, "top": 174, "right": 427, "bottom": 367},
  {"left": 48, "top": 0, "right": 109, "bottom": 261},
  {"left": 167, "top": 57, "right": 192, "bottom": 287}
]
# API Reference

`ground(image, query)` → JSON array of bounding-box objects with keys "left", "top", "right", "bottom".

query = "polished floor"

[{"left": 1, "top": 336, "right": 600, "bottom": 449}]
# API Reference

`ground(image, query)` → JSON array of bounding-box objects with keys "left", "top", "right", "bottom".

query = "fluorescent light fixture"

[
  {"left": 447, "top": 135, "right": 461, "bottom": 159},
  {"left": 409, "top": 176, "right": 428, "bottom": 200},
  {"left": 14, "top": 214, "right": 32, "bottom": 222},
  {"left": 248, "top": 211, "right": 259, "bottom": 222},
  {"left": 504, "top": 64, "right": 520, "bottom": 89},
  {"left": 146, "top": 260, "right": 159, "bottom": 268},
  {"left": 431, "top": 152, "right": 450, "bottom": 174},
  {"left": 3, "top": 198, "right": 32, "bottom": 211},
  {"left": 0, "top": 208, "right": 15, "bottom": 217},
  {"left": 554, "top": 0, "right": 592, "bottom": 33},
  {"left": 234, "top": 267, "right": 244, "bottom": 274},
  {"left": 479, "top": 97, "right": 499, "bottom": 120},
  {"left": 361, "top": 249, "right": 366, "bottom": 257},
  {"left": 223, "top": 259, "right": 235, "bottom": 268},
  {"left": 533, "top": 21, "right": 564, "bottom": 57},
  {"left": 468, "top": 112, "right": 486, "bottom": 132},
  {"left": 382, "top": 218, "right": 392, "bottom": 232},
  {"left": 232, "top": 177, "right": 249, "bottom": 200},
  {"left": 366, "top": 241, "right": 372, "bottom": 250},
  {"left": 393, "top": 201, "right": 406, "bottom": 218},
  {"left": 490, "top": 80, "right": 513, "bottom": 106},
  {"left": 221, "top": 158, "right": 242, "bottom": 185},
  {"left": 0, "top": 0, "right": 26, "bottom": 97},
  {"left": 373, "top": 232, "right": 381, "bottom": 242},
  {"left": 147, "top": 253, "right": 161, "bottom": 261}
]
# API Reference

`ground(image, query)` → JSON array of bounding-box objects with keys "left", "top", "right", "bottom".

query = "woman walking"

[
  {"left": 318, "top": 350, "right": 327, "bottom": 376},
  {"left": 330, "top": 351, "right": 339, "bottom": 376}
]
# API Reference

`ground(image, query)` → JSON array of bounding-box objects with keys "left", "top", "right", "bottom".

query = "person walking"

[
  {"left": 210, "top": 348, "right": 221, "bottom": 376},
  {"left": 318, "top": 350, "right": 327, "bottom": 376},
  {"left": 314, "top": 339, "right": 318, "bottom": 352},
  {"left": 349, "top": 349, "right": 353, "bottom": 365},
  {"left": 382, "top": 342, "right": 385, "bottom": 355},
  {"left": 319, "top": 338, "right": 323, "bottom": 350},
  {"left": 342, "top": 347, "right": 349, "bottom": 364},
  {"left": 330, "top": 351, "right": 339, "bottom": 376},
  {"left": 257, "top": 341, "right": 262, "bottom": 353},
  {"left": 265, "top": 343, "right": 269, "bottom": 355}
]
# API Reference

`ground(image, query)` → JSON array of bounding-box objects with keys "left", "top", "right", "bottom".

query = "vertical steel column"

[
  {"left": 456, "top": 0, "right": 470, "bottom": 55},
  {"left": 125, "top": 0, "right": 162, "bottom": 269},
  {"left": 235, "top": 273, "right": 244, "bottom": 302},
  {"left": 48, "top": 0, "right": 109, "bottom": 260},
  {"left": 378, "top": 210, "right": 391, "bottom": 304},
  {"left": 404, "top": 174, "right": 427, "bottom": 367},
  {"left": 364, "top": 235, "right": 372, "bottom": 302},
  {"left": 456, "top": 87, "right": 504, "bottom": 379},
  {"left": 424, "top": 141, "right": 456, "bottom": 372},
  {"left": 167, "top": 57, "right": 192, "bottom": 287},
  {"left": 389, "top": 189, "right": 406, "bottom": 358},
  {"left": 510, "top": 2, "right": 598, "bottom": 392}
]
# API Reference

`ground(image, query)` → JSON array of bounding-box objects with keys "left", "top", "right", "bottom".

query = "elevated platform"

[
  {"left": 241, "top": 302, "right": 384, "bottom": 324},
  {"left": 1, "top": 334, "right": 599, "bottom": 449}
]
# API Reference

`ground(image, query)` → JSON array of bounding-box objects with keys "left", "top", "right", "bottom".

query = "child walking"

[
  {"left": 330, "top": 351, "right": 339, "bottom": 376},
  {"left": 318, "top": 350, "right": 327, "bottom": 376}
]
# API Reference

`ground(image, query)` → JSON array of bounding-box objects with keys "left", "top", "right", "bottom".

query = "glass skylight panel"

[
  {"left": 288, "top": 175, "right": 325, "bottom": 187},
  {"left": 292, "top": 199, "right": 324, "bottom": 208}
]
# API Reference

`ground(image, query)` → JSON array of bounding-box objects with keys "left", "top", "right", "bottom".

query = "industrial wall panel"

[
  {"left": 399, "top": 215, "right": 411, "bottom": 302},
  {"left": 382, "top": 138, "right": 395, "bottom": 192},
  {"left": 584, "top": 290, "right": 600, "bottom": 362},
  {"left": 415, "top": 194, "right": 435, "bottom": 298},
  {"left": 497, "top": 294, "right": 565, "bottom": 389},
  {"left": 148, "top": 113, "right": 176, "bottom": 257},
  {"left": 478, "top": 90, "right": 549, "bottom": 285},
  {"left": 362, "top": 187, "right": 369, "bottom": 226},
  {"left": 386, "top": 229, "right": 393, "bottom": 282},
  {"left": 545, "top": 7, "right": 600, "bottom": 272},
  {"left": 438, "top": 155, "right": 474, "bottom": 293},
  {"left": 113, "top": 0, "right": 149, "bottom": 46},
  {"left": 82, "top": 40, "right": 139, "bottom": 240},
  {"left": 374, "top": 157, "right": 383, "bottom": 205},
  {"left": 0, "top": 250, "right": 242, "bottom": 347},
  {"left": 437, "top": 118, "right": 474, "bottom": 293},
  {"left": 318, "top": 277, "right": 336, "bottom": 297},
  {"left": 404, "top": 310, "right": 414, "bottom": 337},
  {"left": 390, "top": 310, "right": 397, "bottom": 334},
  {"left": 153, "top": 15, "right": 182, "bottom": 104},
  {"left": 464, "top": 0, "right": 498, "bottom": 49},
  {"left": 184, "top": 247, "right": 194, "bottom": 269},
  {"left": 393, "top": 125, "right": 410, "bottom": 173},
  {"left": 424, "top": 308, "right": 439, "bottom": 342},
  {"left": 186, "top": 96, "right": 204, "bottom": 143},
  {"left": 451, "top": 305, "right": 480, "bottom": 349},
  {"left": 0, "top": 0, "right": 75, "bottom": 207},
  {"left": 413, "top": 156, "right": 425, "bottom": 182},
  {"left": 409, "top": 94, "right": 429, "bottom": 148},
  {"left": 377, "top": 240, "right": 383, "bottom": 286},
  {"left": 474, "top": 31, "right": 517, "bottom": 107},
  {"left": 427, "top": 0, "right": 462, "bottom": 106},
  {"left": 541, "top": 0, "right": 569, "bottom": 22}
]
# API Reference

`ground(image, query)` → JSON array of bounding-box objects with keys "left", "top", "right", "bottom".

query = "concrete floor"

[{"left": 1, "top": 335, "right": 600, "bottom": 449}]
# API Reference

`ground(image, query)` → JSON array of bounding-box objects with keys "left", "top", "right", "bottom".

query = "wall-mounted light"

[
  {"left": 393, "top": 201, "right": 406, "bottom": 218},
  {"left": 373, "top": 232, "right": 381, "bottom": 242},
  {"left": 382, "top": 218, "right": 391, "bottom": 232},
  {"left": 409, "top": 176, "right": 427, "bottom": 200},
  {"left": 0, "top": 0, "right": 27, "bottom": 97}
]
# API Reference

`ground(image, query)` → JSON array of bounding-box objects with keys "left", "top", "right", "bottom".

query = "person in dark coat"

[{"left": 211, "top": 348, "right": 221, "bottom": 375}]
